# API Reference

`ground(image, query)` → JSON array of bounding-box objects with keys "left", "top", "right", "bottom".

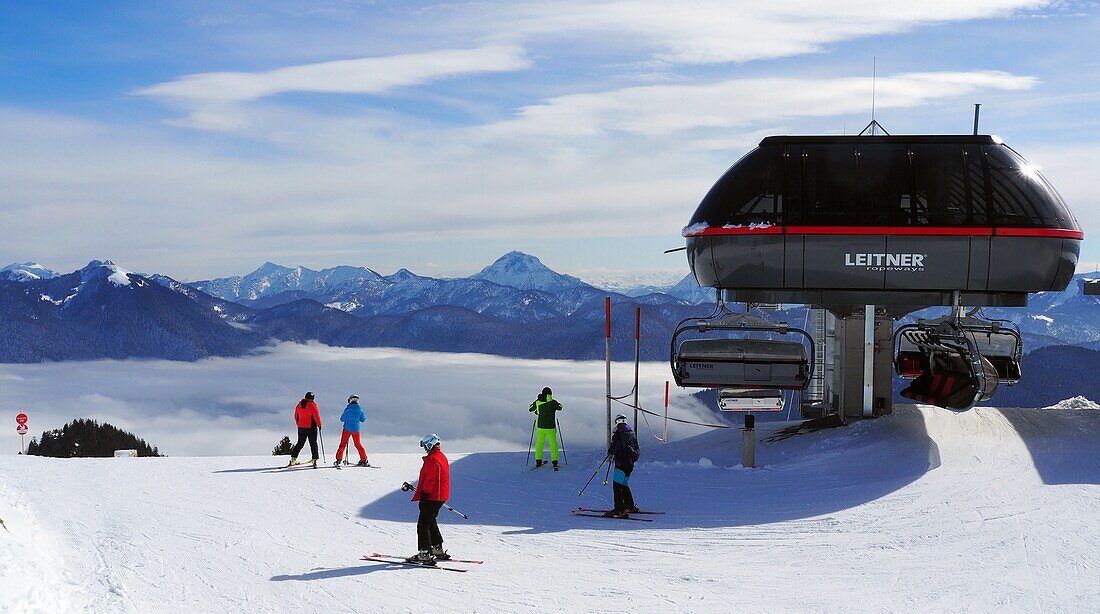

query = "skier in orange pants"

[{"left": 334, "top": 395, "right": 369, "bottom": 468}]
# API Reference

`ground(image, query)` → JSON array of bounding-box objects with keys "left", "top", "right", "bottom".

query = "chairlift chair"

[
  {"left": 670, "top": 300, "right": 814, "bottom": 410},
  {"left": 893, "top": 312, "right": 1020, "bottom": 411}
]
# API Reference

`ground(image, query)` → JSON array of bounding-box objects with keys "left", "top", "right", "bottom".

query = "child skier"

[
  {"left": 334, "top": 395, "right": 369, "bottom": 468},
  {"left": 528, "top": 387, "right": 564, "bottom": 470},
  {"left": 287, "top": 392, "right": 322, "bottom": 467},
  {"left": 404, "top": 434, "right": 451, "bottom": 564},
  {"left": 606, "top": 413, "right": 640, "bottom": 517}
]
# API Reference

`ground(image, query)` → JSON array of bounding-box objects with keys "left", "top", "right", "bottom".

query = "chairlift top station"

[{"left": 673, "top": 128, "right": 1084, "bottom": 417}]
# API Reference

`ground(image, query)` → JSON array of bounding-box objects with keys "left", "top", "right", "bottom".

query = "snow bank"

[{"left": 1044, "top": 396, "right": 1100, "bottom": 410}]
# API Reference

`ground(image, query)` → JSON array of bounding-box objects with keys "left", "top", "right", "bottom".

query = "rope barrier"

[
  {"left": 608, "top": 395, "right": 731, "bottom": 429},
  {"left": 636, "top": 404, "right": 667, "bottom": 443}
]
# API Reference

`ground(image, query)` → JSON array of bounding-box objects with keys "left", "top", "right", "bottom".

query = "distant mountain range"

[{"left": 1, "top": 252, "right": 1097, "bottom": 407}]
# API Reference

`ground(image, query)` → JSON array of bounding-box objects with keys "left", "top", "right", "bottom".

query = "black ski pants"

[
  {"left": 612, "top": 465, "right": 636, "bottom": 512},
  {"left": 290, "top": 426, "right": 319, "bottom": 460},
  {"left": 417, "top": 500, "right": 445, "bottom": 551}
]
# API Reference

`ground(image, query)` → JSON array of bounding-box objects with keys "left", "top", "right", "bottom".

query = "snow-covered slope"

[
  {"left": 193, "top": 263, "right": 383, "bottom": 302},
  {"left": 2, "top": 405, "right": 1098, "bottom": 612},
  {"left": 0, "top": 262, "right": 59, "bottom": 282}
]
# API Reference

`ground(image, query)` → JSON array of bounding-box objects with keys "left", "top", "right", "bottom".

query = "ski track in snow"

[{"left": 1, "top": 405, "right": 1099, "bottom": 613}]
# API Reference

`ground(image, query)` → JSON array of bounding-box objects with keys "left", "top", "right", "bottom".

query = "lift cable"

[{"left": 608, "top": 396, "right": 732, "bottom": 430}]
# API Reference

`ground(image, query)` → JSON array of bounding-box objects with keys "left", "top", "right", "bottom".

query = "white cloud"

[
  {"left": 135, "top": 45, "right": 530, "bottom": 104},
  {"left": 575, "top": 268, "right": 687, "bottom": 293},
  {"left": 0, "top": 344, "right": 719, "bottom": 456},
  {"left": 491, "top": 71, "right": 1038, "bottom": 138},
  {"left": 0, "top": 69, "right": 1053, "bottom": 277},
  {"left": 481, "top": 0, "right": 1049, "bottom": 64}
]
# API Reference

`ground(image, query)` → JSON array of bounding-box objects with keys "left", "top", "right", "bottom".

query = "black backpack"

[{"left": 623, "top": 431, "right": 640, "bottom": 463}]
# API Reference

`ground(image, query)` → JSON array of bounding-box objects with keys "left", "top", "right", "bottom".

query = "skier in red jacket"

[
  {"left": 287, "top": 392, "right": 323, "bottom": 468},
  {"left": 403, "top": 434, "right": 451, "bottom": 564}
]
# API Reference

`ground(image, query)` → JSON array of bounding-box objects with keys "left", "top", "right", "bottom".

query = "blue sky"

[{"left": 1, "top": 1, "right": 1097, "bottom": 282}]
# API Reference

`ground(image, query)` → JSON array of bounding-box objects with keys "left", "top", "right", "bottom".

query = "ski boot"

[
  {"left": 430, "top": 545, "right": 451, "bottom": 561},
  {"left": 552, "top": 460, "right": 559, "bottom": 472},
  {"left": 286, "top": 457, "right": 300, "bottom": 468},
  {"left": 334, "top": 459, "right": 342, "bottom": 470},
  {"left": 356, "top": 459, "right": 369, "bottom": 467},
  {"left": 405, "top": 550, "right": 436, "bottom": 566},
  {"left": 308, "top": 459, "right": 318, "bottom": 468},
  {"left": 535, "top": 460, "right": 543, "bottom": 468}
]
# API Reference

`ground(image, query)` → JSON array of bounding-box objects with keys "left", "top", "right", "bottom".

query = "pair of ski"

[
  {"left": 361, "top": 552, "right": 482, "bottom": 573},
  {"left": 572, "top": 507, "right": 664, "bottom": 522},
  {"left": 281, "top": 462, "right": 381, "bottom": 470},
  {"left": 335, "top": 463, "right": 381, "bottom": 470}
]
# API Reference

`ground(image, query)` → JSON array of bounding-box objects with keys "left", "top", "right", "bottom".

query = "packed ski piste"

[
  {"left": 285, "top": 388, "right": 657, "bottom": 569},
  {"left": 4, "top": 389, "right": 1100, "bottom": 612}
]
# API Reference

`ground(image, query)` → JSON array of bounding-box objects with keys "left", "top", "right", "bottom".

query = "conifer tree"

[
  {"left": 26, "top": 419, "right": 161, "bottom": 457},
  {"left": 272, "top": 436, "right": 293, "bottom": 455}
]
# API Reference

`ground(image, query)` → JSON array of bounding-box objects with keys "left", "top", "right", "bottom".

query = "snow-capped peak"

[
  {"left": 81, "top": 260, "right": 133, "bottom": 287},
  {"left": 471, "top": 251, "right": 585, "bottom": 293},
  {"left": 252, "top": 262, "right": 293, "bottom": 277},
  {"left": 386, "top": 268, "right": 422, "bottom": 282},
  {"left": 0, "top": 262, "right": 59, "bottom": 282}
]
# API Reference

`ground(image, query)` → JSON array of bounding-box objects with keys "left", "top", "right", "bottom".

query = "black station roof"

[
  {"left": 759, "top": 134, "right": 1000, "bottom": 146},
  {"left": 687, "top": 134, "right": 1081, "bottom": 232}
]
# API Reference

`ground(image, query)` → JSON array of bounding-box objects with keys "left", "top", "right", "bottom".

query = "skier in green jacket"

[{"left": 529, "top": 387, "right": 564, "bottom": 470}]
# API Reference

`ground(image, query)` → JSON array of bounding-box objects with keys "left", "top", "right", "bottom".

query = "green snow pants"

[{"left": 534, "top": 427, "right": 559, "bottom": 462}]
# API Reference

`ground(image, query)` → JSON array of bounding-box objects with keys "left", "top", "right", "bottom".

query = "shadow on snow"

[
  {"left": 998, "top": 407, "right": 1100, "bottom": 485},
  {"left": 356, "top": 408, "right": 942, "bottom": 534}
]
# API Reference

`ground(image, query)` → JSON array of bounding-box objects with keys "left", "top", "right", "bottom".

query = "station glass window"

[
  {"left": 800, "top": 144, "right": 858, "bottom": 225},
  {"left": 908, "top": 145, "right": 970, "bottom": 226},
  {"left": 984, "top": 146, "right": 1075, "bottom": 228},
  {"left": 854, "top": 144, "right": 912, "bottom": 226},
  {"left": 693, "top": 146, "right": 785, "bottom": 226}
]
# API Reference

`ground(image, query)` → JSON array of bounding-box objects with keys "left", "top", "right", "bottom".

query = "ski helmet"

[
  {"left": 420, "top": 433, "right": 441, "bottom": 451},
  {"left": 542, "top": 387, "right": 552, "bottom": 396},
  {"left": 614, "top": 414, "right": 628, "bottom": 424},
  {"left": 304, "top": 391, "right": 315, "bottom": 401},
  {"left": 348, "top": 395, "right": 360, "bottom": 404}
]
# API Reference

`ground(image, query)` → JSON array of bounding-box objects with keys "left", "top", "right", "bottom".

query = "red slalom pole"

[
  {"left": 605, "top": 296, "right": 612, "bottom": 449},
  {"left": 633, "top": 306, "right": 640, "bottom": 432}
]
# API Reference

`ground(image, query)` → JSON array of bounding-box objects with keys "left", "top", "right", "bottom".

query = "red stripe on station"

[
  {"left": 994, "top": 228, "right": 1084, "bottom": 239},
  {"left": 788, "top": 226, "right": 992, "bottom": 236}
]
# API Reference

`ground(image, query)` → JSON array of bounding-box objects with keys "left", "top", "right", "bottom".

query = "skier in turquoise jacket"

[
  {"left": 334, "top": 395, "right": 369, "bottom": 468},
  {"left": 528, "top": 387, "right": 564, "bottom": 470}
]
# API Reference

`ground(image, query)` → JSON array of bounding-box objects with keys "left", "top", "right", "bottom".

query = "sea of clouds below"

[{"left": 0, "top": 342, "right": 719, "bottom": 457}]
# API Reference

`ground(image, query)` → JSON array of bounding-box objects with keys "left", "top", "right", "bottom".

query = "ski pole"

[
  {"left": 442, "top": 502, "right": 469, "bottom": 520},
  {"left": 318, "top": 427, "right": 326, "bottom": 463},
  {"left": 556, "top": 419, "right": 568, "bottom": 466},
  {"left": 401, "top": 482, "right": 468, "bottom": 520},
  {"left": 602, "top": 456, "right": 613, "bottom": 485},
  {"left": 578, "top": 454, "right": 610, "bottom": 496},
  {"left": 525, "top": 419, "right": 535, "bottom": 467}
]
